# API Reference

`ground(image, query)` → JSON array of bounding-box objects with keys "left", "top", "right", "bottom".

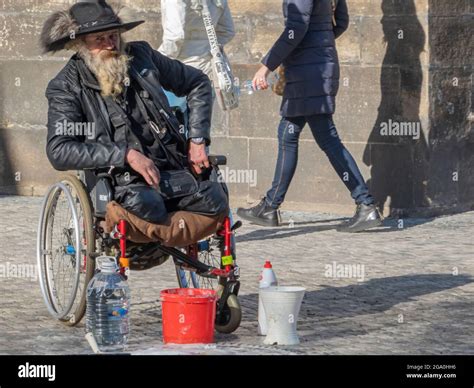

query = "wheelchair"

[{"left": 37, "top": 155, "right": 242, "bottom": 334}]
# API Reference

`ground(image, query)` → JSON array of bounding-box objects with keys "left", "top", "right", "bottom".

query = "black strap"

[
  {"left": 130, "top": 67, "right": 187, "bottom": 144},
  {"left": 133, "top": 90, "right": 166, "bottom": 139},
  {"left": 102, "top": 79, "right": 188, "bottom": 170},
  {"left": 133, "top": 90, "right": 186, "bottom": 169},
  {"left": 103, "top": 96, "right": 129, "bottom": 146}
]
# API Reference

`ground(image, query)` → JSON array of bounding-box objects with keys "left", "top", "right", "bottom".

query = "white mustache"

[{"left": 98, "top": 49, "right": 121, "bottom": 59}]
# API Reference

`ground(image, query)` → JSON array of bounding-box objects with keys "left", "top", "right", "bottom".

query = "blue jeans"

[{"left": 266, "top": 114, "right": 374, "bottom": 209}]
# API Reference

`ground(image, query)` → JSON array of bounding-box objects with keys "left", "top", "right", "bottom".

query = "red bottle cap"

[{"left": 264, "top": 261, "right": 272, "bottom": 268}]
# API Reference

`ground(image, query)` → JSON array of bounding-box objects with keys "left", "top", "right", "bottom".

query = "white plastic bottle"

[{"left": 258, "top": 261, "right": 278, "bottom": 335}]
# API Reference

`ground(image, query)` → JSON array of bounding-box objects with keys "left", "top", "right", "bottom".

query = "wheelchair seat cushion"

[{"left": 104, "top": 201, "right": 227, "bottom": 248}]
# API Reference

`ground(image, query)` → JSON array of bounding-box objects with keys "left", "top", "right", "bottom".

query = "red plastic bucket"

[{"left": 160, "top": 288, "right": 218, "bottom": 344}]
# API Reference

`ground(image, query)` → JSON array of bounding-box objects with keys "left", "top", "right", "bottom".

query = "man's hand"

[
  {"left": 188, "top": 142, "right": 209, "bottom": 175},
  {"left": 125, "top": 148, "right": 160, "bottom": 189}
]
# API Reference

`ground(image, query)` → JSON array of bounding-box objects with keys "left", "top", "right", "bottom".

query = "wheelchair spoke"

[
  {"left": 38, "top": 175, "right": 95, "bottom": 325},
  {"left": 43, "top": 185, "right": 81, "bottom": 317},
  {"left": 68, "top": 192, "right": 89, "bottom": 318},
  {"left": 175, "top": 237, "right": 225, "bottom": 290}
]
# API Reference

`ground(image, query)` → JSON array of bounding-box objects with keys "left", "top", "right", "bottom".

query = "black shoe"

[
  {"left": 337, "top": 203, "right": 382, "bottom": 233},
  {"left": 236, "top": 198, "right": 280, "bottom": 227}
]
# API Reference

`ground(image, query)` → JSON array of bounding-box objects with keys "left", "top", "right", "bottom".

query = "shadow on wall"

[
  {"left": 363, "top": 0, "right": 428, "bottom": 217},
  {"left": 0, "top": 69, "right": 18, "bottom": 195},
  {"left": 426, "top": 0, "right": 474, "bottom": 212}
]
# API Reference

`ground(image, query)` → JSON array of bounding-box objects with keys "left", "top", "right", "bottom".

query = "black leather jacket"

[{"left": 45, "top": 41, "right": 212, "bottom": 171}]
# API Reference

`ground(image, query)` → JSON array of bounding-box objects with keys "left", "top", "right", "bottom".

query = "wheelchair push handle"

[{"left": 208, "top": 155, "right": 227, "bottom": 166}]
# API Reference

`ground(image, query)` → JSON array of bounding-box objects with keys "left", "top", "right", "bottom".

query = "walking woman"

[{"left": 237, "top": 0, "right": 382, "bottom": 232}]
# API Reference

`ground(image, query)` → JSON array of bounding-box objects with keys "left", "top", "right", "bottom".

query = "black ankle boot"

[
  {"left": 236, "top": 198, "right": 280, "bottom": 227},
  {"left": 337, "top": 203, "right": 382, "bottom": 233}
]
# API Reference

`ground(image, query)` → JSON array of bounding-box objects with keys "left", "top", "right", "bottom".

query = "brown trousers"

[{"left": 104, "top": 201, "right": 227, "bottom": 248}]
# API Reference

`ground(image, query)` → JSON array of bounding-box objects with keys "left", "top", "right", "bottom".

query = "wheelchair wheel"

[
  {"left": 174, "top": 213, "right": 241, "bottom": 334},
  {"left": 175, "top": 241, "right": 241, "bottom": 334},
  {"left": 37, "top": 174, "right": 95, "bottom": 326},
  {"left": 175, "top": 212, "right": 237, "bottom": 289},
  {"left": 174, "top": 238, "right": 222, "bottom": 290},
  {"left": 215, "top": 294, "right": 241, "bottom": 334}
]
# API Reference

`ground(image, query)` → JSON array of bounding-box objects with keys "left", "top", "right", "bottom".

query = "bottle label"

[{"left": 109, "top": 306, "right": 129, "bottom": 319}]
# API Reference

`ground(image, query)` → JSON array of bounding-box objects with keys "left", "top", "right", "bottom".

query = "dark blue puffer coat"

[{"left": 262, "top": 0, "right": 349, "bottom": 117}]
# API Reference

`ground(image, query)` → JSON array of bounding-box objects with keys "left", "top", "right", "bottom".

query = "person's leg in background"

[
  {"left": 306, "top": 114, "right": 382, "bottom": 232},
  {"left": 237, "top": 116, "right": 306, "bottom": 226}
]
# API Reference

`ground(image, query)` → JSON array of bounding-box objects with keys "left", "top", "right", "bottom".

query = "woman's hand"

[{"left": 252, "top": 65, "right": 271, "bottom": 91}]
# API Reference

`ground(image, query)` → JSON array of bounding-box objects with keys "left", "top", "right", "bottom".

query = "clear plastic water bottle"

[
  {"left": 241, "top": 80, "right": 256, "bottom": 95},
  {"left": 240, "top": 72, "right": 280, "bottom": 95},
  {"left": 258, "top": 260, "right": 278, "bottom": 335},
  {"left": 86, "top": 257, "right": 130, "bottom": 352}
]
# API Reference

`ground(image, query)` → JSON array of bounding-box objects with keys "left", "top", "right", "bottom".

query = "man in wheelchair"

[{"left": 42, "top": 0, "right": 230, "bottom": 247}]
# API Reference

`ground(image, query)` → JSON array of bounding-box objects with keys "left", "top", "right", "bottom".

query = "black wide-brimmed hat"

[{"left": 40, "top": 0, "right": 145, "bottom": 53}]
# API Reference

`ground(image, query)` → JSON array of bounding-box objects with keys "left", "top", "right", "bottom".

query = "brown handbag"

[
  {"left": 271, "top": 0, "right": 339, "bottom": 97},
  {"left": 271, "top": 65, "right": 286, "bottom": 96}
]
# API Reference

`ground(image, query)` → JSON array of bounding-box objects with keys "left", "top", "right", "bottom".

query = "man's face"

[
  {"left": 78, "top": 29, "right": 130, "bottom": 98},
  {"left": 83, "top": 29, "right": 121, "bottom": 56}
]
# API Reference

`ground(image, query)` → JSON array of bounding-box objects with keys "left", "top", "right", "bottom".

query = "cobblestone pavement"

[{"left": 0, "top": 195, "right": 473, "bottom": 355}]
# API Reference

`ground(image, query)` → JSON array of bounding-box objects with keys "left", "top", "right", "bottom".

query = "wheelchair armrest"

[
  {"left": 97, "top": 176, "right": 114, "bottom": 203},
  {"left": 84, "top": 170, "right": 115, "bottom": 218},
  {"left": 208, "top": 155, "right": 227, "bottom": 166}
]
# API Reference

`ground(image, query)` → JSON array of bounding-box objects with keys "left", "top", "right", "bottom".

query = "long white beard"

[{"left": 78, "top": 41, "right": 132, "bottom": 98}]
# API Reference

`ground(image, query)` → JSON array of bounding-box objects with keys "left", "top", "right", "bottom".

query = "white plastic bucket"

[{"left": 260, "top": 286, "right": 306, "bottom": 346}]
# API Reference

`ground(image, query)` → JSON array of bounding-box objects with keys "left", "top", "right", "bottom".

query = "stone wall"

[
  {"left": 0, "top": 0, "right": 472, "bottom": 216},
  {"left": 427, "top": 0, "right": 474, "bottom": 215}
]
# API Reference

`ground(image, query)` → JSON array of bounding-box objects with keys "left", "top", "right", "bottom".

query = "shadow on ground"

[
  {"left": 237, "top": 274, "right": 473, "bottom": 340},
  {"left": 236, "top": 216, "right": 436, "bottom": 242}
]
